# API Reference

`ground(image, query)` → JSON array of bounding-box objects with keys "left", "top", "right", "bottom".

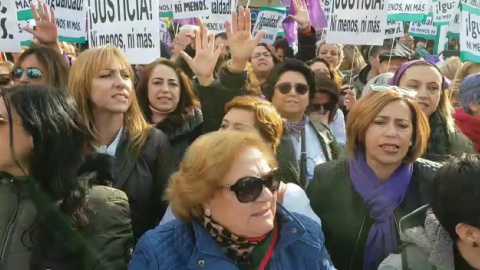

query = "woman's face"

[
  {"left": 271, "top": 71, "right": 310, "bottom": 120},
  {"left": 399, "top": 65, "right": 443, "bottom": 117},
  {"left": 276, "top": 48, "right": 285, "bottom": 62},
  {"left": 14, "top": 54, "right": 49, "bottom": 86},
  {"left": 0, "top": 97, "right": 32, "bottom": 176},
  {"left": 251, "top": 46, "right": 274, "bottom": 76},
  {"left": 90, "top": 61, "right": 133, "bottom": 114},
  {"left": 364, "top": 100, "right": 413, "bottom": 166},
  {"left": 310, "top": 61, "right": 330, "bottom": 75},
  {"left": 203, "top": 146, "right": 276, "bottom": 238},
  {"left": 148, "top": 64, "right": 180, "bottom": 114},
  {"left": 0, "top": 66, "right": 13, "bottom": 88},
  {"left": 312, "top": 92, "right": 332, "bottom": 108},
  {"left": 318, "top": 44, "right": 340, "bottom": 68}
]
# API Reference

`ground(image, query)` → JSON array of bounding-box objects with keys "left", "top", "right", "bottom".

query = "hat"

[
  {"left": 379, "top": 49, "right": 410, "bottom": 63},
  {"left": 460, "top": 73, "right": 480, "bottom": 97}
]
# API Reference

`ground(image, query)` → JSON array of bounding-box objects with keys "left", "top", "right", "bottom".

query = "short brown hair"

[
  {"left": 346, "top": 89, "right": 430, "bottom": 163},
  {"left": 166, "top": 131, "right": 277, "bottom": 222},
  {"left": 225, "top": 96, "right": 283, "bottom": 149}
]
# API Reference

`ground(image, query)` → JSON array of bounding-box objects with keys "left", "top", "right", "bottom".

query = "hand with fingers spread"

[
  {"left": 181, "top": 28, "right": 223, "bottom": 86},
  {"left": 343, "top": 89, "right": 356, "bottom": 111},
  {"left": 22, "top": 0, "right": 60, "bottom": 53},
  {"left": 290, "top": 0, "right": 310, "bottom": 29},
  {"left": 226, "top": 6, "right": 265, "bottom": 72}
]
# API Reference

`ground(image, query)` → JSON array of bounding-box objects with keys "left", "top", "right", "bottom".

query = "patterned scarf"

[
  {"left": 426, "top": 112, "right": 452, "bottom": 161},
  {"left": 283, "top": 115, "right": 309, "bottom": 138},
  {"left": 202, "top": 215, "right": 268, "bottom": 265}
]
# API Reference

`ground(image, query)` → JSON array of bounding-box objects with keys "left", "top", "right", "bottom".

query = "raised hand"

[
  {"left": 289, "top": 0, "right": 310, "bottom": 29},
  {"left": 181, "top": 27, "right": 223, "bottom": 86},
  {"left": 22, "top": 0, "right": 60, "bottom": 53},
  {"left": 225, "top": 6, "right": 265, "bottom": 72},
  {"left": 310, "top": 109, "right": 330, "bottom": 128},
  {"left": 343, "top": 89, "right": 356, "bottom": 111}
]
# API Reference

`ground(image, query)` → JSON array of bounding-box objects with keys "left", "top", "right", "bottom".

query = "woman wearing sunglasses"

[
  {"left": 0, "top": 61, "right": 14, "bottom": 88},
  {"left": 265, "top": 58, "right": 340, "bottom": 189},
  {"left": 13, "top": 46, "right": 70, "bottom": 89},
  {"left": 307, "top": 87, "right": 441, "bottom": 270},
  {"left": 0, "top": 86, "right": 133, "bottom": 269},
  {"left": 130, "top": 131, "right": 335, "bottom": 270},
  {"left": 388, "top": 60, "right": 475, "bottom": 161}
]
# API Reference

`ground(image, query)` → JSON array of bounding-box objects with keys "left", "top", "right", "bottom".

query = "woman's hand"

[
  {"left": 310, "top": 109, "right": 330, "bottom": 128},
  {"left": 289, "top": 0, "right": 310, "bottom": 29},
  {"left": 343, "top": 89, "right": 357, "bottom": 111},
  {"left": 22, "top": 0, "right": 61, "bottom": 54},
  {"left": 226, "top": 7, "right": 265, "bottom": 72},
  {"left": 181, "top": 26, "right": 223, "bottom": 86}
]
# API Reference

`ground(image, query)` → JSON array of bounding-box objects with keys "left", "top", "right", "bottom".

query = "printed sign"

[
  {"left": 159, "top": 2, "right": 173, "bottom": 17},
  {"left": 408, "top": 14, "right": 437, "bottom": 39},
  {"left": 202, "top": 0, "right": 236, "bottom": 34},
  {"left": 387, "top": 0, "right": 430, "bottom": 21},
  {"left": 172, "top": 0, "right": 211, "bottom": 19},
  {"left": 16, "top": 0, "right": 87, "bottom": 43},
  {"left": 87, "top": 0, "right": 161, "bottom": 64},
  {"left": 384, "top": 20, "right": 404, "bottom": 39},
  {"left": 252, "top": 7, "right": 286, "bottom": 45},
  {"left": 0, "top": 1, "right": 22, "bottom": 52},
  {"left": 326, "top": 0, "right": 388, "bottom": 45},
  {"left": 433, "top": 0, "right": 459, "bottom": 25},
  {"left": 159, "top": 18, "right": 170, "bottom": 45},
  {"left": 460, "top": 2, "right": 480, "bottom": 62}
]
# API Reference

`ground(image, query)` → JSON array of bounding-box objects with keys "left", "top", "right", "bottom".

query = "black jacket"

[
  {"left": 113, "top": 128, "right": 174, "bottom": 240},
  {"left": 306, "top": 158, "right": 442, "bottom": 270}
]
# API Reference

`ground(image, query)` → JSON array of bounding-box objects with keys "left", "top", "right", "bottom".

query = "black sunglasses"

[
  {"left": 312, "top": 103, "right": 336, "bottom": 112},
  {"left": 220, "top": 169, "right": 280, "bottom": 203},
  {"left": 275, "top": 82, "right": 309, "bottom": 95},
  {"left": 12, "top": 68, "right": 43, "bottom": 80}
]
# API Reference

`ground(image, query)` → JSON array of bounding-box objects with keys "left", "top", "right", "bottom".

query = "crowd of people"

[{"left": 0, "top": 1, "right": 480, "bottom": 269}]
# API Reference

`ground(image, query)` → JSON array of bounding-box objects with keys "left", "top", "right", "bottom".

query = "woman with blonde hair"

[
  {"left": 68, "top": 45, "right": 174, "bottom": 241},
  {"left": 339, "top": 45, "right": 367, "bottom": 83},
  {"left": 308, "top": 87, "right": 441, "bottom": 269},
  {"left": 131, "top": 131, "right": 335, "bottom": 269},
  {"left": 449, "top": 61, "right": 480, "bottom": 108}
]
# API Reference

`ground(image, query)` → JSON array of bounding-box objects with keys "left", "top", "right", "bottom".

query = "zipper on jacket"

[
  {"left": 0, "top": 185, "right": 21, "bottom": 265},
  {"left": 349, "top": 212, "right": 367, "bottom": 270}
]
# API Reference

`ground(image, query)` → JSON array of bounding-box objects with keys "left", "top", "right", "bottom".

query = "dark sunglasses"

[
  {"left": 12, "top": 68, "right": 43, "bottom": 80},
  {"left": 0, "top": 75, "right": 11, "bottom": 86},
  {"left": 275, "top": 82, "right": 309, "bottom": 95},
  {"left": 312, "top": 103, "right": 336, "bottom": 112},
  {"left": 220, "top": 169, "right": 280, "bottom": 203}
]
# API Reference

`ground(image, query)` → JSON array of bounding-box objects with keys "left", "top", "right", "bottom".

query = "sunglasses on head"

[
  {"left": 12, "top": 68, "right": 43, "bottom": 80},
  {"left": 369, "top": 85, "right": 417, "bottom": 98},
  {"left": 275, "top": 82, "right": 309, "bottom": 95},
  {"left": 220, "top": 169, "right": 280, "bottom": 203}
]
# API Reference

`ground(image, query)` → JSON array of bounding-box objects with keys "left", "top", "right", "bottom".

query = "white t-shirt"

[{"left": 160, "top": 183, "right": 321, "bottom": 226}]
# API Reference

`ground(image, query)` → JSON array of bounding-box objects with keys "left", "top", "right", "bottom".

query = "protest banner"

[
  {"left": 87, "top": 0, "right": 161, "bottom": 64},
  {"left": 322, "top": 0, "right": 331, "bottom": 20},
  {"left": 433, "top": 0, "right": 459, "bottom": 25},
  {"left": 325, "top": 0, "right": 388, "bottom": 45},
  {"left": 159, "top": 18, "right": 170, "bottom": 45},
  {"left": 252, "top": 7, "right": 286, "bottom": 45},
  {"left": 384, "top": 20, "right": 404, "bottom": 39},
  {"left": 202, "top": 0, "right": 236, "bottom": 34},
  {"left": 447, "top": 0, "right": 479, "bottom": 38},
  {"left": 460, "top": 2, "right": 480, "bottom": 62},
  {"left": 434, "top": 24, "right": 448, "bottom": 54},
  {"left": 16, "top": 0, "right": 87, "bottom": 43},
  {"left": 408, "top": 14, "right": 437, "bottom": 40},
  {"left": 0, "top": 0, "right": 22, "bottom": 52},
  {"left": 172, "top": 0, "right": 211, "bottom": 19},
  {"left": 159, "top": 1, "right": 173, "bottom": 17},
  {"left": 387, "top": 0, "right": 430, "bottom": 22}
]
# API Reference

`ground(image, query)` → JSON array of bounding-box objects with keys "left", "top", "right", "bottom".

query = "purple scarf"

[
  {"left": 349, "top": 149, "right": 413, "bottom": 269},
  {"left": 283, "top": 115, "right": 309, "bottom": 136}
]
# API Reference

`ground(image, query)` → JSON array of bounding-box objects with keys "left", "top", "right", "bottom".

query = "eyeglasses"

[
  {"left": 219, "top": 169, "right": 280, "bottom": 203},
  {"left": 275, "top": 82, "right": 310, "bottom": 95},
  {"left": 0, "top": 74, "right": 11, "bottom": 86},
  {"left": 12, "top": 68, "right": 43, "bottom": 81},
  {"left": 251, "top": 52, "right": 272, "bottom": 59},
  {"left": 369, "top": 85, "right": 417, "bottom": 98},
  {"left": 312, "top": 103, "right": 336, "bottom": 112}
]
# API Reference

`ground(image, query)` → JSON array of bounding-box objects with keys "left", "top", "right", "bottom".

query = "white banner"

[
  {"left": 387, "top": 0, "right": 431, "bottom": 21},
  {"left": 202, "top": 0, "right": 236, "bottom": 34},
  {"left": 433, "top": 0, "right": 460, "bottom": 25},
  {"left": 16, "top": 0, "right": 87, "bottom": 43},
  {"left": 408, "top": 14, "right": 437, "bottom": 40},
  {"left": 159, "top": 1, "right": 173, "bottom": 17},
  {"left": 322, "top": 0, "right": 332, "bottom": 20},
  {"left": 460, "top": 2, "right": 480, "bottom": 62},
  {"left": 172, "top": 0, "right": 211, "bottom": 19},
  {"left": 384, "top": 20, "right": 404, "bottom": 39},
  {"left": 252, "top": 7, "right": 286, "bottom": 45},
  {"left": 159, "top": 18, "right": 170, "bottom": 44},
  {"left": 87, "top": 0, "right": 160, "bottom": 64},
  {"left": 326, "top": 0, "right": 388, "bottom": 45},
  {"left": 0, "top": 1, "right": 22, "bottom": 52}
]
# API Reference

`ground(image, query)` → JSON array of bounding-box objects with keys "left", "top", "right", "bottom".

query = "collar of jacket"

[
  {"left": 187, "top": 203, "right": 307, "bottom": 268},
  {"left": 157, "top": 108, "right": 204, "bottom": 141}
]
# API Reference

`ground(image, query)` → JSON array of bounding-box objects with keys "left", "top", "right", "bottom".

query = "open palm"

[{"left": 22, "top": 0, "right": 58, "bottom": 45}]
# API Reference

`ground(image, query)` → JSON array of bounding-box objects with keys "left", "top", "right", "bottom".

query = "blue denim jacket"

[{"left": 129, "top": 204, "right": 336, "bottom": 270}]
